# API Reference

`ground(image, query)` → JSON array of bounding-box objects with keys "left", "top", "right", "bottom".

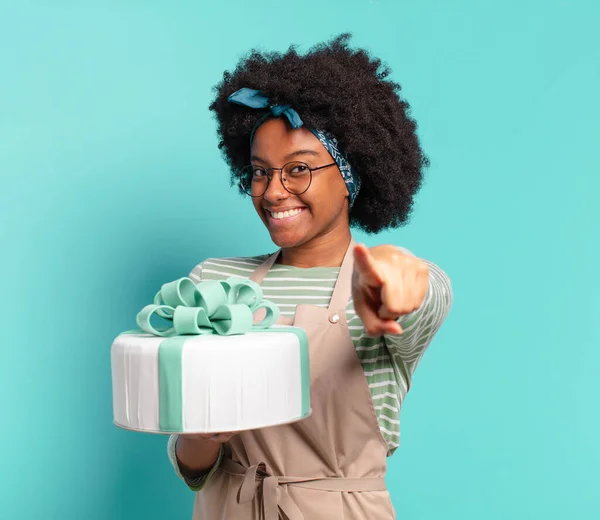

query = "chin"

[
  {"left": 267, "top": 229, "right": 308, "bottom": 249},
  {"left": 269, "top": 234, "right": 301, "bottom": 249}
]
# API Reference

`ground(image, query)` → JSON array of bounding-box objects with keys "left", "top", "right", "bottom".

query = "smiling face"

[{"left": 249, "top": 118, "right": 350, "bottom": 249}]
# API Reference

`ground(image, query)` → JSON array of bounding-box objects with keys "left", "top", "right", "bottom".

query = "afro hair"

[{"left": 209, "top": 33, "right": 429, "bottom": 234}]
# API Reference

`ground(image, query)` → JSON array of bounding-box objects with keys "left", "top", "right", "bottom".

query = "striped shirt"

[{"left": 168, "top": 251, "right": 453, "bottom": 489}]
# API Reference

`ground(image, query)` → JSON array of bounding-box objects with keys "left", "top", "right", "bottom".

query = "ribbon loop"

[
  {"left": 136, "top": 276, "right": 279, "bottom": 338},
  {"left": 238, "top": 463, "right": 262, "bottom": 504},
  {"left": 136, "top": 304, "right": 177, "bottom": 337},
  {"left": 221, "top": 278, "right": 264, "bottom": 310},
  {"left": 172, "top": 306, "right": 212, "bottom": 335},
  {"left": 160, "top": 278, "right": 199, "bottom": 308},
  {"left": 252, "top": 301, "right": 279, "bottom": 330},
  {"left": 228, "top": 87, "right": 271, "bottom": 109},
  {"left": 211, "top": 304, "right": 253, "bottom": 336},
  {"left": 228, "top": 87, "right": 304, "bottom": 130}
]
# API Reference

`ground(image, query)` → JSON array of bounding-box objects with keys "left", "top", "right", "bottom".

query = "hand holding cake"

[{"left": 174, "top": 432, "right": 237, "bottom": 479}]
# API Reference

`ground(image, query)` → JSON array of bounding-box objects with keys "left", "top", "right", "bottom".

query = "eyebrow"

[{"left": 251, "top": 149, "right": 321, "bottom": 163}]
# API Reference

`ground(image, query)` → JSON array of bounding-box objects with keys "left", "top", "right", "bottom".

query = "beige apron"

[{"left": 192, "top": 239, "right": 395, "bottom": 519}]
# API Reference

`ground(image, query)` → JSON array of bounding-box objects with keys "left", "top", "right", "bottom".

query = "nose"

[{"left": 262, "top": 170, "right": 289, "bottom": 202}]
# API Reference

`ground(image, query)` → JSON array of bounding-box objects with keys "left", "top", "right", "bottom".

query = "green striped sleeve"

[
  {"left": 345, "top": 256, "right": 452, "bottom": 454},
  {"left": 384, "top": 259, "right": 453, "bottom": 383}
]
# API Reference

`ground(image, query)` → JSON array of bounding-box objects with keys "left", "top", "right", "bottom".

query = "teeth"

[{"left": 270, "top": 208, "right": 302, "bottom": 220}]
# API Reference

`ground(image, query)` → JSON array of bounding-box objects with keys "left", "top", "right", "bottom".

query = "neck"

[{"left": 279, "top": 227, "right": 352, "bottom": 267}]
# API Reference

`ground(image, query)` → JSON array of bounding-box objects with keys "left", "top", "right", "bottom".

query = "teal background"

[{"left": 1, "top": 1, "right": 598, "bottom": 518}]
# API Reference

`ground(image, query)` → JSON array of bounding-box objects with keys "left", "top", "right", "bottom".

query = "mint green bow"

[
  {"left": 136, "top": 277, "right": 279, "bottom": 337},
  {"left": 228, "top": 87, "right": 305, "bottom": 136}
]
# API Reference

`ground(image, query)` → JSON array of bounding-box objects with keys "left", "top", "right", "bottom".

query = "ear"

[{"left": 341, "top": 175, "right": 350, "bottom": 197}]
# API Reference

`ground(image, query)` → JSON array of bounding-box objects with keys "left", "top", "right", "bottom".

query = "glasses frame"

[{"left": 239, "top": 161, "right": 337, "bottom": 198}]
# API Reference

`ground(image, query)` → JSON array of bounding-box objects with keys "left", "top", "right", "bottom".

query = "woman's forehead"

[{"left": 251, "top": 118, "right": 326, "bottom": 161}]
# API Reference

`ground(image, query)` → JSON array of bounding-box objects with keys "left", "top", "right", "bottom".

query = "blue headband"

[{"left": 227, "top": 87, "right": 361, "bottom": 208}]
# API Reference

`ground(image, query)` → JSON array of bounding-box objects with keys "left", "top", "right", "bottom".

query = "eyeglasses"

[{"left": 239, "top": 161, "right": 336, "bottom": 197}]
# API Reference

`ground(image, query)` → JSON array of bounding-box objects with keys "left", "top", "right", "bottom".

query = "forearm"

[{"left": 387, "top": 259, "right": 452, "bottom": 360}]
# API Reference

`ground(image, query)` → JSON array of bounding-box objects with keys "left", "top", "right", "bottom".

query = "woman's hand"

[
  {"left": 351, "top": 244, "right": 429, "bottom": 336},
  {"left": 175, "top": 432, "right": 238, "bottom": 476}
]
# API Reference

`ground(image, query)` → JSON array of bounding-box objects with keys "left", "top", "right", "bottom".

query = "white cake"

[{"left": 110, "top": 276, "right": 310, "bottom": 434}]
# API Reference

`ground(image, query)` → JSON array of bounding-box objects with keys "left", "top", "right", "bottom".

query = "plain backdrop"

[{"left": 1, "top": 1, "right": 599, "bottom": 519}]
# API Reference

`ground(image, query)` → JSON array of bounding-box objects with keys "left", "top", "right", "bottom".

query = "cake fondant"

[{"left": 110, "top": 276, "right": 310, "bottom": 434}]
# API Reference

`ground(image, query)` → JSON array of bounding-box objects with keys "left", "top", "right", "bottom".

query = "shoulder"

[{"left": 188, "top": 254, "right": 271, "bottom": 283}]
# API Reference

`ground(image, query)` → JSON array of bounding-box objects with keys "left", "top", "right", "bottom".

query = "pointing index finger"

[{"left": 353, "top": 244, "right": 384, "bottom": 286}]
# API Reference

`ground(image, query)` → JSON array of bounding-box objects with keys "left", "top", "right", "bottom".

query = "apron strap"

[
  {"left": 248, "top": 238, "right": 356, "bottom": 324},
  {"left": 250, "top": 250, "right": 280, "bottom": 285},
  {"left": 248, "top": 239, "right": 356, "bottom": 308},
  {"left": 222, "top": 456, "right": 385, "bottom": 520},
  {"left": 327, "top": 237, "right": 356, "bottom": 312}
]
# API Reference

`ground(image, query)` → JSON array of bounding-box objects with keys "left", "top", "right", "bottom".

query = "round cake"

[{"left": 110, "top": 276, "right": 310, "bottom": 434}]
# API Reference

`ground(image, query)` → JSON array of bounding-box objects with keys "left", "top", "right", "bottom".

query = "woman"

[{"left": 168, "top": 34, "right": 452, "bottom": 520}]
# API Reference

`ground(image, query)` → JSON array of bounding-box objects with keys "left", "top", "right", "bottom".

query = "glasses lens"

[
  {"left": 282, "top": 162, "right": 311, "bottom": 194},
  {"left": 239, "top": 165, "right": 267, "bottom": 197}
]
